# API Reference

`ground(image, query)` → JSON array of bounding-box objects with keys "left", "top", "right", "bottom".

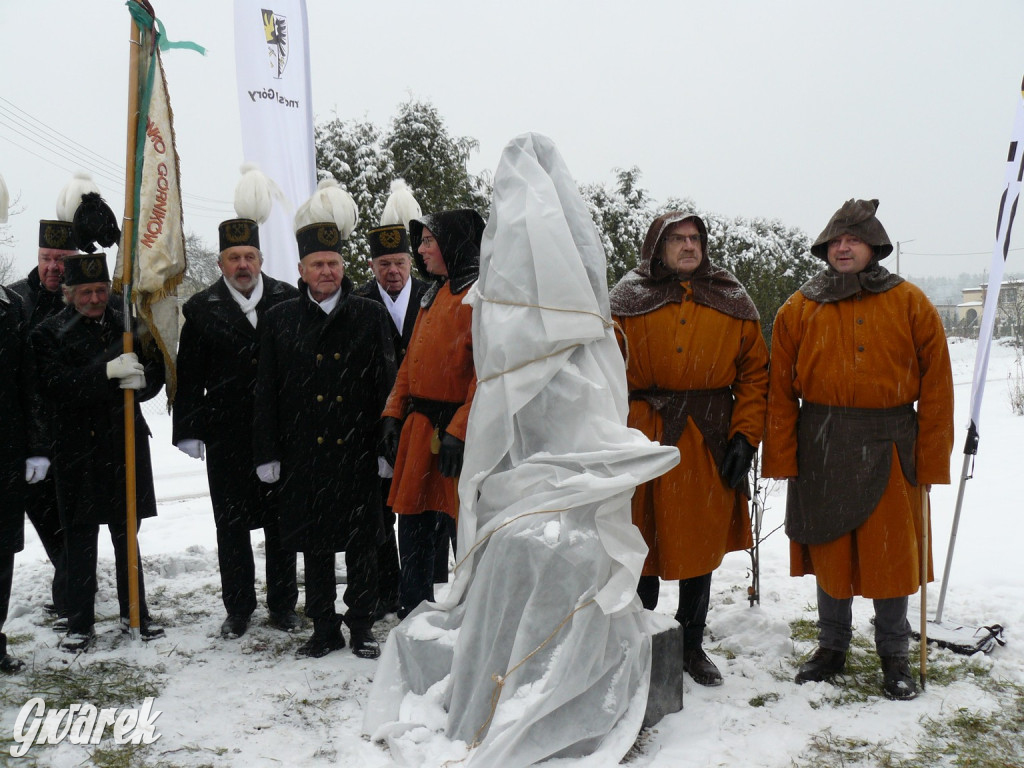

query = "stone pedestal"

[{"left": 643, "top": 614, "right": 684, "bottom": 728}]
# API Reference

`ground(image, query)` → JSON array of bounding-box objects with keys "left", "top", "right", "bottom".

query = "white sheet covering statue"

[{"left": 364, "top": 133, "right": 680, "bottom": 767}]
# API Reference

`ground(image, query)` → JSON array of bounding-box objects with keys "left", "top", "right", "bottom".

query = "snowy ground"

[{"left": 1, "top": 337, "right": 1022, "bottom": 767}]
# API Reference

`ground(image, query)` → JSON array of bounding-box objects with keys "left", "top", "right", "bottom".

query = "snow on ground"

[{"left": 2, "top": 337, "right": 1022, "bottom": 766}]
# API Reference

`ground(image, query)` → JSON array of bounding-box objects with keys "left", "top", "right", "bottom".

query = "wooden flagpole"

[
  {"left": 121, "top": 9, "right": 145, "bottom": 641},
  {"left": 919, "top": 485, "right": 929, "bottom": 690}
]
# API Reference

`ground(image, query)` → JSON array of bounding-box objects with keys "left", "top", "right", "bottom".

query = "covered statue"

[{"left": 364, "top": 132, "right": 679, "bottom": 766}]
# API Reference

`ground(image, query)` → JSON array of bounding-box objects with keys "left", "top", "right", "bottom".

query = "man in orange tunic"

[
  {"left": 762, "top": 199, "right": 954, "bottom": 700},
  {"left": 610, "top": 211, "right": 769, "bottom": 686},
  {"left": 381, "top": 209, "right": 485, "bottom": 619}
]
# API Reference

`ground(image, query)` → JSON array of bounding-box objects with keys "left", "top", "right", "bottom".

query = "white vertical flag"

[
  {"left": 233, "top": 0, "right": 316, "bottom": 283},
  {"left": 967, "top": 76, "right": 1024, "bottom": 444}
]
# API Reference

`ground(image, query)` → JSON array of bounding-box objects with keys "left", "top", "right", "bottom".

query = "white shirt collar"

[{"left": 309, "top": 286, "right": 341, "bottom": 315}]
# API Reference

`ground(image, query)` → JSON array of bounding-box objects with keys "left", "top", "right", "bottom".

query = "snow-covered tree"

[
  {"left": 686, "top": 203, "right": 817, "bottom": 349},
  {"left": 181, "top": 231, "right": 220, "bottom": 297},
  {"left": 579, "top": 167, "right": 654, "bottom": 287},
  {"left": 1, "top": 194, "right": 22, "bottom": 283},
  {"left": 0, "top": 252, "right": 14, "bottom": 285},
  {"left": 314, "top": 99, "right": 491, "bottom": 286},
  {"left": 384, "top": 99, "right": 491, "bottom": 218}
]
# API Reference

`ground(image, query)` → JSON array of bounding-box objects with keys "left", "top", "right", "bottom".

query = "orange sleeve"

[
  {"left": 762, "top": 298, "right": 801, "bottom": 478},
  {"left": 912, "top": 293, "right": 954, "bottom": 484},
  {"left": 729, "top": 317, "right": 769, "bottom": 447}
]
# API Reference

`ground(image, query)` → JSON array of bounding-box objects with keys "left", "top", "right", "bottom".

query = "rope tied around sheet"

[
  {"left": 472, "top": 294, "right": 630, "bottom": 382},
  {"left": 469, "top": 597, "right": 597, "bottom": 750}
]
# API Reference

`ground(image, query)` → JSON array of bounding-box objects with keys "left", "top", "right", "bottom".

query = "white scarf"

[
  {"left": 224, "top": 274, "right": 264, "bottom": 328},
  {"left": 309, "top": 286, "right": 341, "bottom": 315},
  {"left": 376, "top": 279, "right": 412, "bottom": 333}
]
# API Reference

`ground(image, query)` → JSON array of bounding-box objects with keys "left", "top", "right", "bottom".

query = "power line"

[
  {"left": 902, "top": 246, "right": 1024, "bottom": 257},
  {"left": 0, "top": 96, "right": 234, "bottom": 215},
  {"left": 0, "top": 97, "right": 125, "bottom": 177}
]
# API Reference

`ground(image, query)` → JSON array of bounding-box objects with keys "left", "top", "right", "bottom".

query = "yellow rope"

[
  {"left": 438, "top": 293, "right": 629, "bottom": 758},
  {"left": 469, "top": 597, "right": 597, "bottom": 750},
  {"left": 452, "top": 507, "right": 569, "bottom": 576},
  {"left": 476, "top": 293, "right": 613, "bottom": 327},
  {"left": 472, "top": 293, "right": 630, "bottom": 380}
]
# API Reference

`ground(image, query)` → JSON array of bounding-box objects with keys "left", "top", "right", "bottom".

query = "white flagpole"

[{"left": 934, "top": 76, "right": 1024, "bottom": 623}]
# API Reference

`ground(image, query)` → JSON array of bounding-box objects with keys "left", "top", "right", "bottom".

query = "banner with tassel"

[{"left": 114, "top": 0, "right": 204, "bottom": 407}]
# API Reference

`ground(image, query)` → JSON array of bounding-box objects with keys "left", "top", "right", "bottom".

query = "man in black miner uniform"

[
  {"left": 7, "top": 216, "right": 78, "bottom": 628},
  {"left": 354, "top": 181, "right": 429, "bottom": 617},
  {"left": 254, "top": 209, "right": 396, "bottom": 659},
  {"left": 173, "top": 215, "right": 300, "bottom": 639},
  {"left": 30, "top": 252, "right": 165, "bottom": 653},
  {"left": 0, "top": 284, "right": 29, "bottom": 673}
]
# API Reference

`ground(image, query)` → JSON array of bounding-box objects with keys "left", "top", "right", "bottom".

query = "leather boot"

[
  {"left": 269, "top": 609, "right": 302, "bottom": 633},
  {"left": 349, "top": 627, "right": 381, "bottom": 659},
  {"left": 880, "top": 655, "right": 918, "bottom": 700},
  {"left": 795, "top": 647, "right": 847, "bottom": 684},
  {"left": 0, "top": 654, "right": 25, "bottom": 674},
  {"left": 220, "top": 614, "right": 251, "bottom": 639},
  {"left": 684, "top": 647, "right": 723, "bottom": 686}
]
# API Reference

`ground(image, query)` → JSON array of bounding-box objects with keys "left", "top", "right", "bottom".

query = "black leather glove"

[
  {"left": 381, "top": 416, "right": 403, "bottom": 467},
  {"left": 719, "top": 434, "right": 756, "bottom": 490},
  {"left": 438, "top": 432, "right": 465, "bottom": 478}
]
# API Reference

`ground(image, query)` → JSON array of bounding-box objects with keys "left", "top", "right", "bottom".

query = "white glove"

[
  {"left": 256, "top": 461, "right": 281, "bottom": 484},
  {"left": 377, "top": 456, "right": 394, "bottom": 479},
  {"left": 25, "top": 457, "right": 50, "bottom": 484},
  {"left": 176, "top": 440, "right": 205, "bottom": 460},
  {"left": 106, "top": 353, "right": 145, "bottom": 381},
  {"left": 119, "top": 371, "right": 146, "bottom": 390}
]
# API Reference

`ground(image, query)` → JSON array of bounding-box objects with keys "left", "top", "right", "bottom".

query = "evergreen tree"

[
  {"left": 579, "top": 167, "right": 653, "bottom": 287},
  {"left": 314, "top": 99, "right": 491, "bottom": 286},
  {"left": 384, "top": 99, "right": 491, "bottom": 218},
  {"left": 181, "top": 231, "right": 221, "bottom": 297},
  {"left": 681, "top": 202, "right": 817, "bottom": 349},
  {"left": 314, "top": 117, "right": 394, "bottom": 285}
]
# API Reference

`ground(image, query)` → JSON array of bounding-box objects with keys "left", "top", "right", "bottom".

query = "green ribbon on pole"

[{"left": 126, "top": 1, "right": 207, "bottom": 54}]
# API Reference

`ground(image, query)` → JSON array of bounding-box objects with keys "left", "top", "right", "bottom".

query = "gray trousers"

[{"left": 815, "top": 584, "right": 911, "bottom": 657}]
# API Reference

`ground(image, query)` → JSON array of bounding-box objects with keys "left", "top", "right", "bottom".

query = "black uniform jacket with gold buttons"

[
  {"left": 173, "top": 274, "right": 298, "bottom": 528},
  {"left": 253, "top": 278, "right": 397, "bottom": 552},
  {"left": 353, "top": 276, "right": 428, "bottom": 368}
]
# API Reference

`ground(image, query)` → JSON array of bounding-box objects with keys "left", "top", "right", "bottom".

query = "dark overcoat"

[
  {"left": 30, "top": 305, "right": 164, "bottom": 527},
  {"left": 253, "top": 279, "right": 396, "bottom": 553},
  {"left": 8, "top": 267, "right": 67, "bottom": 330},
  {"left": 173, "top": 274, "right": 298, "bottom": 529},
  {"left": 353, "top": 276, "right": 428, "bottom": 366},
  {"left": 0, "top": 287, "right": 27, "bottom": 554}
]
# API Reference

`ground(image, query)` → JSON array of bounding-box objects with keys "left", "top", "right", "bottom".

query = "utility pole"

[{"left": 895, "top": 239, "right": 916, "bottom": 275}]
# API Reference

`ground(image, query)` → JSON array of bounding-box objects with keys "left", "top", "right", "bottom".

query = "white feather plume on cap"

[
  {"left": 294, "top": 178, "right": 359, "bottom": 238},
  {"left": 234, "top": 162, "right": 286, "bottom": 224},
  {"left": 56, "top": 171, "right": 100, "bottom": 222},
  {"left": 0, "top": 171, "right": 9, "bottom": 223},
  {"left": 379, "top": 179, "right": 421, "bottom": 228}
]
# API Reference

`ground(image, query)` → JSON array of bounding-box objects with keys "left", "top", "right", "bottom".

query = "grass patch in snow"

[
  {"left": 0, "top": 659, "right": 166, "bottom": 767},
  {"left": 788, "top": 619, "right": 1024, "bottom": 767}
]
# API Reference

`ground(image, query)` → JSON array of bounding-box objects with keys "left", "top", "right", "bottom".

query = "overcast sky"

[{"left": 3, "top": 0, "right": 1023, "bottom": 279}]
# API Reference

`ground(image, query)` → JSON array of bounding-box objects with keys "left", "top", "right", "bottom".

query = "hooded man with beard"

[
  {"left": 609, "top": 211, "right": 769, "bottom": 686},
  {"left": 380, "top": 208, "right": 485, "bottom": 619},
  {"left": 762, "top": 199, "right": 954, "bottom": 700}
]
